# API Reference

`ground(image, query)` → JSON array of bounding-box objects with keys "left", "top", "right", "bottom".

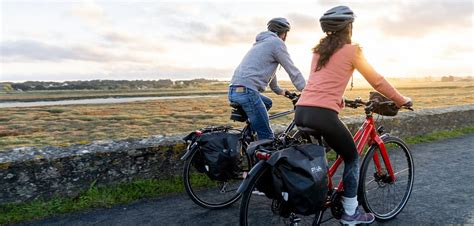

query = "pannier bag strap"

[
  {"left": 293, "top": 145, "right": 314, "bottom": 161},
  {"left": 223, "top": 137, "right": 229, "bottom": 150}
]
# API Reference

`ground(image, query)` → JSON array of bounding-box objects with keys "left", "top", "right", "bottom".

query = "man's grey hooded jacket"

[{"left": 230, "top": 31, "right": 306, "bottom": 94}]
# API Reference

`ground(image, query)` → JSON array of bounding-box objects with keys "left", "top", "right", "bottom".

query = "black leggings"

[{"left": 295, "top": 106, "right": 359, "bottom": 198}]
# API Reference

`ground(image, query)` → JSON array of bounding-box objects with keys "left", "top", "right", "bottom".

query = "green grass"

[
  {"left": 0, "top": 176, "right": 184, "bottom": 225},
  {"left": 1, "top": 126, "right": 473, "bottom": 224},
  {"left": 405, "top": 126, "right": 474, "bottom": 144}
]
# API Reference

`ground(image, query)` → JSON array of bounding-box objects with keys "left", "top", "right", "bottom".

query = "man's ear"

[{"left": 279, "top": 32, "right": 287, "bottom": 41}]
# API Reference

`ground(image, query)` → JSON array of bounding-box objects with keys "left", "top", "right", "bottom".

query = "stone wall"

[
  {"left": 0, "top": 105, "right": 473, "bottom": 204},
  {"left": 341, "top": 104, "right": 474, "bottom": 137}
]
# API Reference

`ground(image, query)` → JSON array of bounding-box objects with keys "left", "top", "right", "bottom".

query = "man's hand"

[{"left": 279, "top": 88, "right": 288, "bottom": 95}]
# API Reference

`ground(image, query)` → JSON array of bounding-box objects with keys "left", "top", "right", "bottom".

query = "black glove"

[{"left": 284, "top": 90, "right": 297, "bottom": 99}]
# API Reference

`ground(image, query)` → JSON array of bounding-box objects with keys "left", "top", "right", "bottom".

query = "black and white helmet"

[
  {"left": 320, "top": 6, "right": 355, "bottom": 32},
  {"left": 267, "top": 17, "right": 291, "bottom": 33}
]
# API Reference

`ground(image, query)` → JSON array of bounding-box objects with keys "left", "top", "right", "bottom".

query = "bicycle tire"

[
  {"left": 358, "top": 136, "right": 414, "bottom": 221},
  {"left": 240, "top": 164, "right": 321, "bottom": 226},
  {"left": 183, "top": 145, "right": 251, "bottom": 209}
]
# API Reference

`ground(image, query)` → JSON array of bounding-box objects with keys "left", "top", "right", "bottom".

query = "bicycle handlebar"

[
  {"left": 344, "top": 97, "right": 414, "bottom": 111},
  {"left": 284, "top": 90, "right": 298, "bottom": 99},
  {"left": 284, "top": 91, "right": 300, "bottom": 106}
]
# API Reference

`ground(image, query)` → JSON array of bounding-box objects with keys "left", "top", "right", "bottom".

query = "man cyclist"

[{"left": 229, "top": 17, "right": 306, "bottom": 140}]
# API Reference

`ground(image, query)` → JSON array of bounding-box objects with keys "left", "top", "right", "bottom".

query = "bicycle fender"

[
  {"left": 237, "top": 160, "right": 268, "bottom": 194},
  {"left": 180, "top": 143, "right": 198, "bottom": 160}
]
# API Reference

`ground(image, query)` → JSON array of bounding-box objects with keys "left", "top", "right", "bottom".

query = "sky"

[{"left": 0, "top": 0, "right": 473, "bottom": 82}]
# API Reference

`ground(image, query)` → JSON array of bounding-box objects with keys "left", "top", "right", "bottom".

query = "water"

[{"left": 0, "top": 95, "right": 224, "bottom": 108}]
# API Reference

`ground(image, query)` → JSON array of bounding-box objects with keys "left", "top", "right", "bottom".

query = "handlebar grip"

[{"left": 284, "top": 91, "right": 298, "bottom": 99}]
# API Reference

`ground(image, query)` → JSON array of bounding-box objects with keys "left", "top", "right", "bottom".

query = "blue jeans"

[{"left": 228, "top": 86, "right": 273, "bottom": 140}]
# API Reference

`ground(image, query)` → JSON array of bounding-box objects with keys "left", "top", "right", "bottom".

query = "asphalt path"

[{"left": 18, "top": 134, "right": 474, "bottom": 226}]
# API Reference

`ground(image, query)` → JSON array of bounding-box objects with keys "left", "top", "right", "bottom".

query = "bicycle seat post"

[{"left": 297, "top": 126, "right": 323, "bottom": 146}]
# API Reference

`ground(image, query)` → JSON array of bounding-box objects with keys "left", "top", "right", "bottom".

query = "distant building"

[{"left": 441, "top": 76, "right": 455, "bottom": 82}]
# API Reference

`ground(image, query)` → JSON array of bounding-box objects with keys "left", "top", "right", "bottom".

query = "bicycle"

[
  {"left": 238, "top": 95, "right": 415, "bottom": 225},
  {"left": 181, "top": 92, "right": 309, "bottom": 209}
]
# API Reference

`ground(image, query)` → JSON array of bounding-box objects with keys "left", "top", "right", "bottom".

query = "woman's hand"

[{"left": 399, "top": 96, "right": 413, "bottom": 108}]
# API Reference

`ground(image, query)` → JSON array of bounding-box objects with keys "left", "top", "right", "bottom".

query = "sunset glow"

[{"left": 1, "top": 0, "right": 473, "bottom": 82}]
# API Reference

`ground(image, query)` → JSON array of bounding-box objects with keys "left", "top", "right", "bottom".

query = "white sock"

[{"left": 342, "top": 196, "right": 358, "bottom": 216}]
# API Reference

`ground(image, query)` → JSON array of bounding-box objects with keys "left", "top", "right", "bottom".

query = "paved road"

[{"left": 19, "top": 135, "right": 474, "bottom": 225}]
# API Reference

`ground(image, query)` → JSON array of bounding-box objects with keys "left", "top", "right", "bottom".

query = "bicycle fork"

[{"left": 372, "top": 136, "right": 396, "bottom": 182}]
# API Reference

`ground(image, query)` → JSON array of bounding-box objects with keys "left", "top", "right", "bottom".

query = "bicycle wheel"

[
  {"left": 240, "top": 165, "right": 319, "bottom": 226},
  {"left": 183, "top": 145, "right": 251, "bottom": 209},
  {"left": 358, "top": 136, "right": 414, "bottom": 220}
]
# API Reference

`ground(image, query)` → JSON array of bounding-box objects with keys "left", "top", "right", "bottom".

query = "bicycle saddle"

[
  {"left": 229, "top": 102, "right": 241, "bottom": 109},
  {"left": 229, "top": 102, "right": 248, "bottom": 122},
  {"left": 297, "top": 126, "right": 322, "bottom": 136}
]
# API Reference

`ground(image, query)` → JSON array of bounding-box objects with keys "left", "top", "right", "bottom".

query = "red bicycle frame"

[{"left": 327, "top": 115, "right": 396, "bottom": 192}]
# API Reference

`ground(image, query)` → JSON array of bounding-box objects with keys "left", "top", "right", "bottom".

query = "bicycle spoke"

[
  {"left": 184, "top": 145, "right": 251, "bottom": 209},
  {"left": 394, "top": 168, "right": 409, "bottom": 176},
  {"left": 359, "top": 137, "right": 414, "bottom": 220},
  {"left": 241, "top": 167, "right": 320, "bottom": 225}
]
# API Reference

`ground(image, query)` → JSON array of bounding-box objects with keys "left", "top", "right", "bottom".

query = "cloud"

[
  {"left": 72, "top": 0, "right": 105, "bottom": 25},
  {"left": 185, "top": 21, "right": 212, "bottom": 34},
  {"left": 200, "top": 25, "right": 256, "bottom": 45},
  {"left": 103, "top": 30, "right": 135, "bottom": 43},
  {"left": 441, "top": 44, "right": 474, "bottom": 58},
  {"left": 0, "top": 40, "right": 148, "bottom": 63},
  {"left": 184, "top": 14, "right": 319, "bottom": 46},
  {"left": 287, "top": 13, "right": 318, "bottom": 32},
  {"left": 70, "top": 1, "right": 166, "bottom": 53},
  {"left": 172, "top": 19, "right": 260, "bottom": 45},
  {"left": 375, "top": 1, "right": 473, "bottom": 37},
  {"left": 98, "top": 64, "right": 233, "bottom": 81},
  {"left": 101, "top": 30, "right": 165, "bottom": 53}
]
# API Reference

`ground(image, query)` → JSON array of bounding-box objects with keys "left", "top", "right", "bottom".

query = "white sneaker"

[{"left": 252, "top": 189, "right": 265, "bottom": 196}]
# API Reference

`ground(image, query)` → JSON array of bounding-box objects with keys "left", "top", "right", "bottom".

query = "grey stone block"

[{"left": 0, "top": 105, "right": 472, "bottom": 204}]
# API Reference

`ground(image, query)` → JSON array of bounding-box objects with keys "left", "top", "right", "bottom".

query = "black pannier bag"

[
  {"left": 244, "top": 139, "right": 280, "bottom": 199},
  {"left": 261, "top": 143, "right": 329, "bottom": 216},
  {"left": 369, "top": 92, "right": 400, "bottom": 116},
  {"left": 195, "top": 132, "right": 241, "bottom": 181}
]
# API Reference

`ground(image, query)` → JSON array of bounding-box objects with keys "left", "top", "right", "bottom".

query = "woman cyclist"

[{"left": 295, "top": 6, "right": 412, "bottom": 225}]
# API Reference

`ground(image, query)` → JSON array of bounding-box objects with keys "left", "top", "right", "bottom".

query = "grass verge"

[
  {"left": 1, "top": 126, "right": 473, "bottom": 225},
  {"left": 0, "top": 177, "right": 183, "bottom": 225},
  {"left": 404, "top": 126, "right": 474, "bottom": 144}
]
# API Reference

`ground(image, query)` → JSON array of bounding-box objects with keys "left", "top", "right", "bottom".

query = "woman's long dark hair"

[{"left": 312, "top": 24, "right": 352, "bottom": 71}]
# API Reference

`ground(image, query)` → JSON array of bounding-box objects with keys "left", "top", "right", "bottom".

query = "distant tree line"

[
  {"left": 1, "top": 79, "right": 222, "bottom": 91},
  {"left": 440, "top": 75, "right": 472, "bottom": 82}
]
